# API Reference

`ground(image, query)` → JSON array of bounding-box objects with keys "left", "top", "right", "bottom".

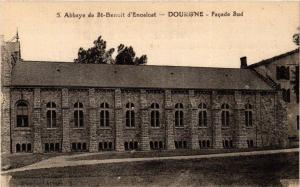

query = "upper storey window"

[
  {"left": 175, "top": 103, "right": 184, "bottom": 127},
  {"left": 100, "top": 102, "right": 110, "bottom": 127},
  {"left": 126, "top": 103, "right": 135, "bottom": 127},
  {"left": 46, "top": 102, "right": 57, "bottom": 128},
  {"left": 16, "top": 101, "right": 29, "bottom": 127},
  {"left": 198, "top": 103, "right": 207, "bottom": 127},
  {"left": 276, "top": 66, "right": 290, "bottom": 80},
  {"left": 74, "top": 102, "right": 84, "bottom": 127},
  {"left": 150, "top": 103, "right": 160, "bottom": 127},
  {"left": 221, "top": 103, "right": 230, "bottom": 127}
]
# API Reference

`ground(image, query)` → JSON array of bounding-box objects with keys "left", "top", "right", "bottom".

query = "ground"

[
  {"left": 0, "top": 147, "right": 284, "bottom": 170},
  {"left": 2, "top": 151, "right": 299, "bottom": 187}
]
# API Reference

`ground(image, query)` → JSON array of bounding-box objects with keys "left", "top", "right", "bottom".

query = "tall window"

[
  {"left": 175, "top": 103, "right": 184, "bottom": 127},
  {"left": 221, "top": 103, "right": 230, "bottom": 127},
  {"left": 126, "top": 103, "right": 135, "bottom": 127},
  {"left": 150, "top": 103, "right": 160, "bottom": 127},
  {"left": 198, "top": 103, "right": 207, "bottom": 127},
  {"left": 74, "top": 102, "right": 84, "bottom": 127},
  {"left": 245, "top": 104, "right": 253, "bottom": 127},
  {"left": 46, "top": 102, "right": 57, "bottom": 128},
  {"left": 16, "top": 101, "right": 29, "bottom": 127},
  {"left": 282, "top": 89, "right": 291, "bottom": 103},
  {"left": 100, "top": 102, "right": 110, "bottom": 127}
]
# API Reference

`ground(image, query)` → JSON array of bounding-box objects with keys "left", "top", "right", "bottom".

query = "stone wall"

[
  {"left": 1, "top": 41, "right": 21, "bottom": 153},
  {"left": 252, "top": 51, "right": 299, "bottom": 141},
  {"left": 6, "top": 87, "right": 288, "bottom": 154}
]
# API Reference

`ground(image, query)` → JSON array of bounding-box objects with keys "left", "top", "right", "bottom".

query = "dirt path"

[{"left": 2, "top": 148, "right": 298, "bottom": 175}]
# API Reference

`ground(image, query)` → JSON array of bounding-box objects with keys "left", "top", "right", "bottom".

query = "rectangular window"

[{"left": 276, "top": 66, "right": 290, "bottom": 80}]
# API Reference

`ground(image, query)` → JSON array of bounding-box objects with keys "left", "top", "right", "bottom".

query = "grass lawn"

[
  {"left": 5, "top": 152, "right": 299, "bottom": 187},
  {"left": 1, "top": 152, "right": 79, "bottom": 170}
]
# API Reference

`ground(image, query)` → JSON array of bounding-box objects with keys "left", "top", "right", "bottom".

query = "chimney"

[{"left": 240, "top": 56, "right": 247, "bottom": 69}]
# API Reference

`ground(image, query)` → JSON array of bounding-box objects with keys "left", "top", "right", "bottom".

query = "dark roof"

[
  {"left": 11, "top": 61, "right": 274, "bottom": 90},
  {"left": 248, "top": 48, "right": 299, "bottom": 68}
]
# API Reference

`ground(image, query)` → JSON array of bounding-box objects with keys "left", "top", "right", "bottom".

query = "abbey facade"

[{"left": 1, "top": 40, "right": 289, "bottom": 154}]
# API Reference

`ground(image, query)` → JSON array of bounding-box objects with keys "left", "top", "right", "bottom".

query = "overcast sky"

[{"left": 0, "top": 2, "right": 299, "bottom": 68}]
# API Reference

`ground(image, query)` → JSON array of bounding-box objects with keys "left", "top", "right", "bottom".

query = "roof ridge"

[
  {"left": 249, "top": 48, "right": 299, "bottom": 68},
  {"left": 21, "top": 60, "right": 243, "bottom": 70}
]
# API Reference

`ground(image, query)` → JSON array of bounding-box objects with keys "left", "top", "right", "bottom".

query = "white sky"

[{"left": 0, "top": 2, "right": 299, "bottom": 68}]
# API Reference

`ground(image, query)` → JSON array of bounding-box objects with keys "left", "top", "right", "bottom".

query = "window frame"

[
  {"left": 174, "top": 103, "right": 184, "bottom": 127},
  {"left": 100, "top": 102, "right": 110, "bottom": 127},
  {"left": 74, "top": 102, "right": 84, "bottom": 128},
  {"left": 150, "top": 103, "right": 160, "bottom": 128},
  {"left": 46, "top": 102, "right": 57, "bottom": 128},
  {"left": 198, "top": 103, "right": 207, "bottom": 127},
  {"left": 16, "top": 101, "right": 29, "bottom": 127},
  {"left": 125, "top": 103, "right": 135, "bottom": 128},
  {"left": 221, "top": 104, "right": 230, "bottom": 127}
]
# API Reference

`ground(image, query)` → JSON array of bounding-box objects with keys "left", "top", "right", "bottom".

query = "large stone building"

[
  {"left": 1, "top": 39, "right": 288, "bottom": 154},
  {"left": 248, "top": 49, "right": 299, "bottom": 144}
]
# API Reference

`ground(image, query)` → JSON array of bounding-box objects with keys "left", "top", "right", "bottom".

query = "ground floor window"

[
  {"left": 174, "top": 140, "right": 187, "bottom": 149},
  {"left": 222, "top": 139, "right": 233, "bottom": 149},
  {"left": 71, "top": 142, "right": 87, "bottom": 152},
  {"left": 124, "top": 141, "right": 138, "bottom": 151},
  {"left": 16, "top": 143, "right": 31, "bottom": 153},
  {"left": 247, "top": 140, "right": 254, "bottom": 148},
  {"left": 199, "top": 140, "right": 211, "bottom": 149},
  {"left": 99, "top": 141, "right": 113, "bottom": 151},
  {"left": 44, "top": 143, "right": 60, "bottom": 152},
  {"left": 150, "top": 141, "right": 164, "bottom": 150}
]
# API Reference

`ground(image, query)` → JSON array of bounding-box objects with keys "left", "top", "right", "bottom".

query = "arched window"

[
  {"left": 100, "top": 102, "right": 110, "bottom": 127},
  {"left": 46, "top": 102, "right": 57, "bottom": 128},
  {"left": 125, "top": 103, "right": 135, "bottom": 127},
  {"left": 245, "top": 104, "right": 253, "bottom": 127},
  {"left": 175, "top": 103, "right": 184, "bottom": 127},
  {"left": 198, "top": 103, "right": 207, "bottom": 127},
  {"left": 74, "top": 102, "right": 84, "bottom": 127},
  {"left": 221, "top": 104, "right": 230, "bottom": 127},
  {"left": 150, "top": 103, "right": 160, "bottom": 127},
  {"left": 16, "top": 101, "right": 29, "bottom": 127}
]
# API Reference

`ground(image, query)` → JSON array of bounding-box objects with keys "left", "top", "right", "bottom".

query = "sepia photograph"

[{"left": 0, "top": 1, "right": 299, "bottom": 187}]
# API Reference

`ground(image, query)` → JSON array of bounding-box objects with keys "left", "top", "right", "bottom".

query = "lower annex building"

[{"left": 1, "top": 39, "right": 288, "bottom": 154}]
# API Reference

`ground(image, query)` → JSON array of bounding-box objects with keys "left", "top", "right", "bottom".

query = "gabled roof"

[
  {"left": 11, "top": 61, "right": 274, "bottom": 90},
  {"left": 248, "top": 48, "right": 299, "bottom": 68}
]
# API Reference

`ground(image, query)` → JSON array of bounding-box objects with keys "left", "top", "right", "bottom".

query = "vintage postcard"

[{"left": 0, "top": 1, "right": 299, "bottom": 187}]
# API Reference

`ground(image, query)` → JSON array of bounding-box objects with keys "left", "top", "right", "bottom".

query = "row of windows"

[
  {"left": 124, "top": 141, "right": 138, "bottom": 150},
  {"left": 16, "top": 101, "right": 254, "bottom": 128},
  {"left": 71, "top": 142, "right": 87, "bottom": 152},
  {"left": 199, "top": 140, "right": 211, "bottom": 148},
  {"left": 16, "top": 143, "right": 32, "bottom": 153},
  {"left": 44, "top": 143, "right": 60, "bottom": 152},
  {"left": 175, "top": 141, "right": 188, "bottom": 149},
  {"left": 150, "top": 141, "right": 164, "bottom": 150},
  {"left": 16, "top": 140, "right": 257, "bottom": 153},
  {"left": 99, "top": 142, "right": 113, "bottom": 151},
  {"left": 223, "top": 140, "right": 233, "bottom": 149}
]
